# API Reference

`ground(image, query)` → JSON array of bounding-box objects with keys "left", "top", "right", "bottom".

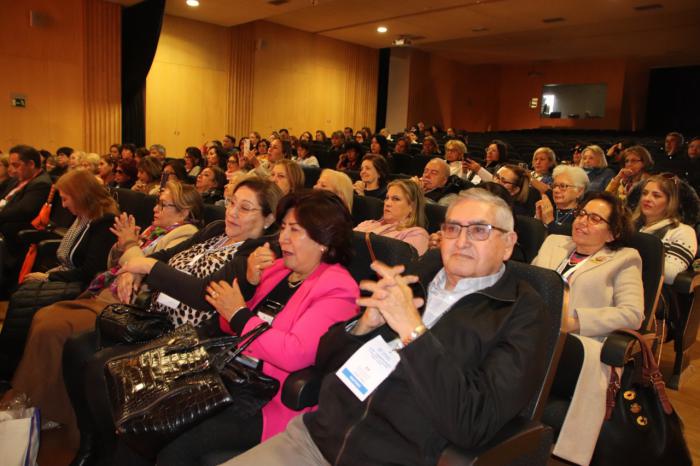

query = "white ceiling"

[{"left": 111, "top": 0, "right": 700, "bottom": 66}]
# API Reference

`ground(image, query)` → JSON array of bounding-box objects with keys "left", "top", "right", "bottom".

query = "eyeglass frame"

[
  {"left": 155, "top": 200, "right": 177, "bottom": 210},
  {"left": 440, "top": 222, "right": 510, "bottom": 241},
  {"left": 573, "top": 208, "right": 609, "bottom": 225},
  {"left": 493, "top": 172, "right": 519, "bottom": 188},
  {"left": 552, "top": 182, "right": 580, "bottom": 190},
  {"left": 224, "top": 197, "right": 262, "bottom": 215}
]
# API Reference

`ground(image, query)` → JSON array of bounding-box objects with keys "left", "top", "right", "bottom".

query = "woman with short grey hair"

[{"left": 536, "top": 165, "right": 589, "bottom": 235}]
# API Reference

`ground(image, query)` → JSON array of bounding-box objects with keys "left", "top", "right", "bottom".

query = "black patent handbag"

[
  {"left": 96, "top": 302, "right": 174, "bottom": 348},
  {"left": 591, "top": 329, "right": 691, "bottom": 466},
  {"left": 104, "top": 322, "right": 277, "bottom": 458}
]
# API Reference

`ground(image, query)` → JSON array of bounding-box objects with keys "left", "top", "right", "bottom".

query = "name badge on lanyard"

[{"left": 336, "top": 335, "right": 400, "bottom": 401}]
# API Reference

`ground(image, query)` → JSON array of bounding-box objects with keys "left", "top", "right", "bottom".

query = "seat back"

[
  {"left": 506, "top": 261, "right": 566, "bottom": 420},
  {"left": 424, "top": 203, "right": 447, "bottom": 234},
  {"left": 110, "top": 188, "right": 157, "bottom": 229},
  {"left": 351, "top": 195, "right": 384, "bottom": 225},
  {"left": 625, "top": 232, "right": 664, "bottom": 331},
  {"left": 202, "top": 204, "right": 225, "bottom": 226},
  {"left": 346, "top": 232, "right": 418, "bottom": 284},
  {"left": 514, "top": 215, "right": 547, "bottom": 263},
  {"left": 301, "top": 166, "right": 321, "bottom": 189}
]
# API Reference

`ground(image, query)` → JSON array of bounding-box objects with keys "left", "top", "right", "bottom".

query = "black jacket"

[
  {"left": 424, "top": 175, "right": 473, "bottom": 203},
  {"left": 48, "top": 213, "right": 117, "bottom": 285},
  {"left": 146, "top": 220, "right": 274, "bottom": 315},
  {"left": 304, "top": 252, "right": 549, "bottom": 466}
]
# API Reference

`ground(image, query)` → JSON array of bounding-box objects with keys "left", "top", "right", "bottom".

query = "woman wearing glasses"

[
  {"left": 147, "top": 189, "right": 359, "bottom": 466},
  {"left": 62, "top": 178, "right": 282, "bottom": 465},
  {"left": 3, "top": 182, "right": 202, "bottom": 441},
  {"left": 535, "top": 165, "right": 589, "bottom": 235},
  {"left": 605, "top": 146, "right": 653, "bottom": 202},
  {"left": 531, "top": 191, "right": 644, "bottom": 465}
]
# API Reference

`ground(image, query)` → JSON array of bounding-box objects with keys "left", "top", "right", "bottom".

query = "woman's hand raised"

[
  {"left": 110, "top": 213, "right": 141, "bottom": 250},
  {"left": 246, "top": 242, "right": 276, "bottom": 285}
]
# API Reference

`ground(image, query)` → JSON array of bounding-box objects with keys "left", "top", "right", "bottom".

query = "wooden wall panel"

[
  {"left": 83, "top": 0, "right": 121, "bottom": 153},
  {"left": 250, "top": 21, "right": 378, "bottom": 137},
  {"left": 227, "top": 23, "right": 255, "bottom": 139},
  {"left": 0, "top": 0, "right": 85, "bottom": 152},
  {"left": 145, "top": 15, "right": 231, "bottom": 157}
]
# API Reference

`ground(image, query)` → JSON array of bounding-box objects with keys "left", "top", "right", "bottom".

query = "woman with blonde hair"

[
  {"left": 354, "top": 179, "right": 429, "bottom": 254},
  {"left": 530, "top": 146, "right": 557, "bottom": 191},
  {"left": 492, "top": 164, "right": 537, "bottom": 216},
  {"left": 2, "top": 182, "right": 203, "bottom": 438},
  {"left": 0, "top": 170, "right": 120, "bottom": 378},
  {"left": 633, "top": 174, "right": 698, "bottom": 284},
  {"left": 580, "top": 145, "right": 614, "bottom": 193},
  {"left": 313, "top": 168, "right": 354, "bottom": 211}
]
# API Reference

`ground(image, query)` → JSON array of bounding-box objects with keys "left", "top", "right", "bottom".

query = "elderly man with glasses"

[{"left": 222, "top": 188, "right": 549, "bottom": 466}]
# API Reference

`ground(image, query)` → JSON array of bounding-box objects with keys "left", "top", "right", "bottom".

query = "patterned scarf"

[
  {"left": 53, "top": 217, "right": 90, "bottom": 272},
  {"left": 87, "top": 223, "right": 184, "bottom": 293}
]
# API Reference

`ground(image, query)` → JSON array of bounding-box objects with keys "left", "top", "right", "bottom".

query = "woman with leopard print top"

[{"left": 62, "top": 177, "right": 283, "bottom": 466}]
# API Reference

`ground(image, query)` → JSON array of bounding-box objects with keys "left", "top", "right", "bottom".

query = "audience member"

[
  {"left": 222, "top": 135, "right": 236, "bottom": 153},
  {"left": 62, "top": 178, "right": 282, "bottom": 465},
  {"left": 532, "top": 191, "right": 642, "bottom": 466},
  {"left": 0, "top": 145, "right": 53, "bottom": 275},
  {"left": 492, "top": 164, "right": 538, "bottom": 216},
  {"left": 51, "top": 146, "right": 72, "bottom": 180},
  {"left": 336, "top": 141, "right": 364, "bottom": 171},
  {"left": 315, "top": 130, "right": 327, "bottom": 142},
  {"left": 293, "top": 141, "right": 319, "bottom": 167},
  {"left": 581, "top": 145, "right": 615, "bottom": 193},
  {"left": 0, "top": 154, "right": 17, "bottom": 199},
  {"left": 328, "top": 131, "right": 345, "bottom": 160},
  {"left": 314, "top": 169, "right": 354, "bottom": 211},
  {"left": 654, "top": 131, "right": 687, "bottom": 175},
  {"left": 131, "top": 156, "right": 162, "bottom": 195},
  {"left": 370, "top": 135, "right": 390, "bottom": 157},
  {"left": 120, "top": 143, "right": 136, "bottom": 161},
  {"left": 393, "top": 137, "right": 410, "bottom": 155},
  {"left": 196, "top": 166, "right": 226, "bottom": 204},
  {"left": 224, "top": 188, "right": 548, "bottom": 466},
  {"left": 605, "top": 145, "right": 653, "bottom": 201},
  {"left": 536, "top": 165, "right": 588, "bottom": 235},
  {"left": 206, "top": 145, "right": 228, "bottom": 172},
  {"left": 685, "top": 136, "right": 700, "bottom": 193},
  {"left": 2, "top": 182, "right": 202, "bottom": 438},
  {"left": 420, "top": 136, "right": 440, "bottom": 157},
  {"left": 633, "top": 175, "right": 698, "bottom": 284},
  {"left": 184, "top": 146, "right": 204, "bottom": 178},
  {"left": 354, "top": 179, "right": 429, "bottom": 255},
  {"left": 163, "top": 159, "right": 188, "bottom": 184},
  {"left": 412, "top": 158, "right": 472, "bottom": 205},
  {"left": 112, "top": 159, "right": 137, "bottom": 189},
  {"left": 96, "top": 154, "right": 115, "bottom": 186},
  {"left": 0, "top": 169, "right": 119, "bottom": 378},
  {"left": 149, "top": 144, "right": 166, "bottom": 163},
  {"left": 108, "top": 144, "right": 120, "bottom": 160},
  {"left": 144, "top": 189, "right": 360, "bottom": 465},
  {"left": 270, "top": 159, "right": 305, "bottom": 195},
  {"left": 531, "top": 147, "right": 557, "bottom": 188},
  {"left": 353, "top": 154, "right": 389, "bottom": 199}
]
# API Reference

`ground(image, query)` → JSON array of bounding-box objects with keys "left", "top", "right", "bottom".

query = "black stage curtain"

[
  {"left": 646, "top": 65, "right": 700, "bottom": 134},
  {"left": 121, "top": 0, "right": 165, "bottom": 146},
  {"left": 375, "top": 48, "right": 390, "bottom": 133}
]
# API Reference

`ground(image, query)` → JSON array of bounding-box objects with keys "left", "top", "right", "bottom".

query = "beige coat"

[{"left": 532, "top": 234, "right": 644, "bottom": 465}]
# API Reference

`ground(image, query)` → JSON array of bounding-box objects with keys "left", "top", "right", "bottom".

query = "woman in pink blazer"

[{"left": 156, "top": 189, "right": 359, "bottom": 466}]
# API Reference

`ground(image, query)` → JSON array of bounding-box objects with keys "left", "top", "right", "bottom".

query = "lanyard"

[{"left": 556, "top": 251, "right": 592, "bottom": 282}]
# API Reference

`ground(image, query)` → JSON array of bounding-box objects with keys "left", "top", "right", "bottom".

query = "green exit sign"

[{"left": 11, "top": 95, "right": 27, "bottom": 108}]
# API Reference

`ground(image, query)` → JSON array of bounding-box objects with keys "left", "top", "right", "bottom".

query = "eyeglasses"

[
  {"left": 573, "top": 209, "right": 609, "bottom": 225},
  {"left": 493, "top": 173, "right": 518, "bottom": 187},
  {"left": 441, "top": 222, "right": 509, "bottom": 241},
  {"left": 115, "top": 169, "right": 125, "bottom": 174},
  {"left": 552, "top": 183, "right": 579, "bottom": 190},
  {"left": 156, "top": 200, "right": 177, "bottom": 210},
  {"left": 224, "top": 198, "right": 261, "bottom": 215},
  {"left": 660, "top": 172, "right": 680, "bottom": 186},
  {"left": 624, "top": 158, "right": 643, "bottom": 164}
]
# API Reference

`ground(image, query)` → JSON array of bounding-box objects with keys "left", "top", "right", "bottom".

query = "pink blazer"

[{"left": 219, "top": 259, "right": 359, "bottom": 440}]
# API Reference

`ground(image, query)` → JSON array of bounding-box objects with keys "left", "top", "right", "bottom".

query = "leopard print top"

[{"left": 149, "top": 234, "right": 241, "bottom": 327}]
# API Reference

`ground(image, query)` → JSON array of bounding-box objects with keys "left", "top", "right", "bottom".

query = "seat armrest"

[
  {"left": 281, "top": 366, "right": 322, "bottom": 410},
  {"left": 672, "top": 270, "right": 699, "bottom": 295},
  {"left": 438, "top": 417, "right": 552, "bottom": 466},
  {"left": 17, "top": 228, "right": 63, "bottom": 245},
  {"left": 600, "top": 331, "right": 650, "bottom": 367},
  {"left": 34, "top": 239, "right": 61, "bottom": 271}
]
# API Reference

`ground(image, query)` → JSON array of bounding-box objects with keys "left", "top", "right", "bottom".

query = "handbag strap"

[
  {"left": 365, "top": 232, "right": 377, "bottom": 263},
  {"left": 604, "top": 328, "right": 673, "bottom": 420},
  {"left": 210, "top": 322, "right": 270, "bottom": 371}
]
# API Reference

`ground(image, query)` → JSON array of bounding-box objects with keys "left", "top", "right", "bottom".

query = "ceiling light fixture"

[
  {"left": 377, "top": 26, "right": 388, "bottom": 33},
  {"left": 186, "top": 0, "right": 199, "bottom": 7}
]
